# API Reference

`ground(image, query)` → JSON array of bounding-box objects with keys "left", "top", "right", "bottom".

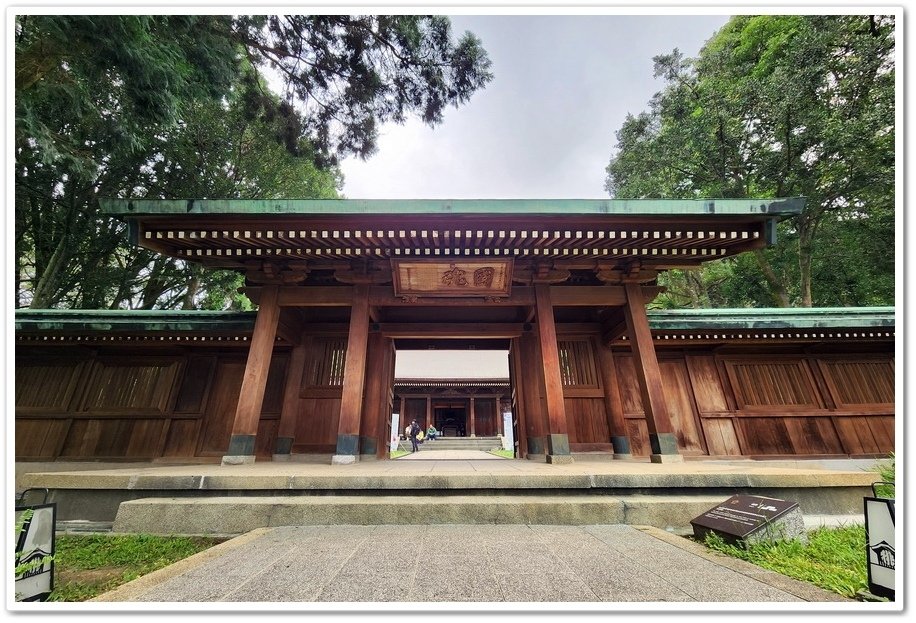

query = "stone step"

[{"left": 111, "top": 494, "right": 867, "bottom": 537}]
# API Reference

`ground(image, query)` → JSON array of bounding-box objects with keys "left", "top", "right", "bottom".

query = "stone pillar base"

[
  {"left": 331, "top": 454, "right": 359, "bottom": 465},
  {"left": 650, "top": 453, "right": 685, "bottom": 464},
  {"left": 272, "top": 453, "right": 292, "bottom": 462},
  {"left": 612, "top": 453, "right": 634, "bottom": 460},
  {"left": 546, "top": 454, "right": 574, "bottom": 464},
  {"left": 221, "top": 454, "right": 256, "bottom": 466}
]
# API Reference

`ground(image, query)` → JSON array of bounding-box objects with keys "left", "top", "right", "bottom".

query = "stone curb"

[
  {"left": 90, "top": 528, "right": 272, "bottom": 602},
  {"left": 635, "top": 526, "right": 852, "bottom": 602}
]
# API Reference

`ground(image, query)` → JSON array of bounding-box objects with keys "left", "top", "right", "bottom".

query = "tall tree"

[
  {"left": 606, "top": 15, "right": 895, "bottom": 308},
  {"left": 15, "top": 14, "right": 493, "bottom": 309}
]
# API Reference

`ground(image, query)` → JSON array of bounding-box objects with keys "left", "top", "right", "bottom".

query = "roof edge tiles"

[
  {"left": 15, "top": 307, "right": 894, "bottom": 333},
  {"left": 100, "top": 197, "right": 806, "bottom": 218}
]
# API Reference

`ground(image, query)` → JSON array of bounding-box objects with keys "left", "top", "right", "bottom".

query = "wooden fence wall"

[
  {"left": 16, "top": 336, "right": 895, "bottom": 461},
  {"left": 16, "top": 349, "right": 288, "bottom": 461}
]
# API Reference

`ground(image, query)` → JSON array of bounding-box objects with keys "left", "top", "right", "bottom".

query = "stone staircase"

[
  {"left": 400, "top": 436, "right": 503, "bottom": 452},
  {"left": 19, "top": 459, "right": 878, "bottom": 537}
]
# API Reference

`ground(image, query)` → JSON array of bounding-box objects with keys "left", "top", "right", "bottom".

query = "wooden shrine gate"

[{"left": 12, "top": 198, "right": 895, "bottom": 465}]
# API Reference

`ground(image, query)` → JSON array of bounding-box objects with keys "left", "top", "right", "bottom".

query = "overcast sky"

[{"left": 339, "top": 13, "right": 731, "bottom": 200}]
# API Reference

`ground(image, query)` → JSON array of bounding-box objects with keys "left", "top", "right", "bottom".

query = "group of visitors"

[{"left": 405, "top": 421, "right": 439, "bottom": 452}]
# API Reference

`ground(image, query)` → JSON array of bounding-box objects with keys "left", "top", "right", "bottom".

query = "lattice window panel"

[
  {"left": 728, "top": 361, "right": 817, "bottom": 408},
  {"left": 823, "top": 360, "right": 894, "bottom": 406},
  {"left": 81, "top": 361, "right": 178, "bottom": 412},
  {"left": 558, "top": 339, "right": 599, "bottom": 388},
  {"left": 306, "top": 337, "right": 347, "bottom": 387},
  {"left": 16, "top": 363, "right": 81, "bottom": 409}
]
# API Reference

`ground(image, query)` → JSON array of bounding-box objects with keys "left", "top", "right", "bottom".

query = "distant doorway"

[{"left": 435, "top": 405, "right": 467, "bottom": 437}]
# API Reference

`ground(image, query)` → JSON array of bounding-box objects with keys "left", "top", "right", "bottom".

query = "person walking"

[{"left": 409, "top": 420, "right": 421, "bottom": 453}]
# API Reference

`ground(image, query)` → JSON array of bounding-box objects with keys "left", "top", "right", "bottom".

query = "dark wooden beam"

[
  {"left": 602, "top": 320, "right": 628, "bottom": 344},
  {"left": 379, "top": 323, "right": 525, "bottom": 338}
]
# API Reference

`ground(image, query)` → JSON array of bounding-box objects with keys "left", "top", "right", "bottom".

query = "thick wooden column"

[
  {"left": 534, "top": 284, "right": 572, "bottom": 463},
  {"left": 359, "top": 331, "right": 385, "bottom": 460},
  {"left": 222, "top": 284, "right": 280, "bottom": 465},
  {"left": 520, "top": 329, "right": 547, "bottom": 456},
  {"left": 467, "top": 396, "right": 475, "bottom": 437},
  {"left": 509, "top": 338, "right": 529, "bottom": 458},
  {"left": 594, "top": 338, "right": 632, "bottom": 459},
  {"left": 622, "top": 282, "right": 682, "bottom": 462},
  {"left": 425, "top": 397, "right": 432, "bottom": 431},
  {"left": 273, "top": 339, "right": 308, "bottom": 460},
  {"left": 332, "top": 284, "right": 370, "bottom": 464}
]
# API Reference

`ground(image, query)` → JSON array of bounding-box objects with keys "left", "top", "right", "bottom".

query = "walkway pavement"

[
  {"left": 92, "top": 524, "right": 850, "bottom": 605},
  {"left": 12, "top": 457, "right": 889, "bottom": 609}
]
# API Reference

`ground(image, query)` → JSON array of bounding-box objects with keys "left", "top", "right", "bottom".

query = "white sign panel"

[
  {"left": 390, "top": 413, "right": 401, "bottom": 451},
  {"left": 15, "top": 504, "right": 56, "bottom": 601},
  {"left": 502, "top": 412, "right": 514, "bottom": 451},
  {"left": 865, "top": 497, "right": 895, "bottom": 600}
]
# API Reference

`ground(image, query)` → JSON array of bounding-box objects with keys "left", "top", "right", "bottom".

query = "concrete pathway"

[
  {"left": 92, "top": 524, "right": 848, "bottom": 605},
  {"left": 396, "top": 449, "right": 506, "bottom": 460}
]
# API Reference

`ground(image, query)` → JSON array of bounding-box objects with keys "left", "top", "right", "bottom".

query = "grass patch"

[
  {"left": 488, "top": 449, "right": 515, "bottom": 458},
  {"left": 47, "top": 533, "right": 225, "bottom": 602},
  {"left": 702, "top": 525, "right": 868, "bottom": 598},
  {"left": 873, "top": 452, "right": 895, "bottom": 498}
]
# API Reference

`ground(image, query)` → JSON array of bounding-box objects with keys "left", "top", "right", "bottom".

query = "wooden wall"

[
  {"left": 613, "top": 351, "right": 894, "bottom": 458},
  {"left": 558, "top": 336, "right": 613, "bottom": 451},
  {"left": 16, "top": 334, "right": 895, "bottom": 462},
  {"left": 16, "top": 348, "right": 288, "bottom": 461},
  {"left": 290, "top": 335, "right": 345, "bottom": 454}
]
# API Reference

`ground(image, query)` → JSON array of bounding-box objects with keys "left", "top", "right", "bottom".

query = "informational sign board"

[
  {"left": 690, "top": 494, "right": 799, "bottom": 543},
  {"left": 502, "top": 412, "right": 514, "bottom": 451},
  {"left": 390, "top": 413, "right": 401, "bottom": 451},
  {"left": 864, "top": 496, "right": 895, "bottom": 600},
  {"left": 14, "top": 503, "right": 56, "bottom": 602}
]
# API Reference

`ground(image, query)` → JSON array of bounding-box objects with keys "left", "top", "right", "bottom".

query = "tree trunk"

[
  {"left": 798, "top": 222, "right": 814, "bottom": 308},
  {"left": 29, "top": 232, "right": 70, "bottom": 308},
  {"left": 182, "top": 272, "right": 200, "bottom": 309},
  {"left": 753, "top": 250, "right": 790, "bottom": 307}
]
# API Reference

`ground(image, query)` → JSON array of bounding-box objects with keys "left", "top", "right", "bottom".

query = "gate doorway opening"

[{"left": 392, "top": 347, "right": 513, "bottom": 447}]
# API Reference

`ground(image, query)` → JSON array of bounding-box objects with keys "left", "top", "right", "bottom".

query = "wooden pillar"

[
  {"left": 509, "top": 338, "right": 529, "bottom": 458},
  {"left": 332, "top": 284, "right": 370, "bottom": 464},
  {"left": 520, "top": 329, "right": 546, "bottom": 457},
  {"left": 469, "top": 396, "right": 476, "bottom": 437},
  {"left": 594, "top": 338, "right": 632, "bottom": 459},
  {"left": 399, "top": 395, "right": 406, "bottom": 440},
  {"left": 273, "top": 339, "right": 308, "bottom": 460},
  {"left": 359, "top": 331, "right": 385, "bottom": 460},
  {"left": 534, "top": 284, "right": 572, "bottom": 463},
  {"left": 222, "top": 284, "right": 280, "bottom": 465},
  {"left": 622, "top": 282, "right": 681, "bottom": 462},
  {"left": 425, "top": 397, "right": 432, "bottom": 431}
]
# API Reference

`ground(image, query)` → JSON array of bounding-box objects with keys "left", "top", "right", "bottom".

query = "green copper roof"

[
  {"left": 100, "top": 197, "right": 805, "bottom": 218},
  {"left": 14, "top": 309, "right": 256, "bottom": 333},
  {"left": 646, "top": 307, "right": 895, "bottom": 330},
  {"left": 15, "top": 307, "right": 893, "bottom": 334}
]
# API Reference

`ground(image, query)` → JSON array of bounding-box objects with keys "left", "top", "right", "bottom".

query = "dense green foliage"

[
  {"left": 607, "top": 15, "right": 895, "bottom": 308},
  {"left": 703, "top": 525, "right": 868, "bottom": 598},
  {"left": 47, "top": 534, "right": 224, "bottom": 601},
  {"left": 15, "top": 15, "right": 492, "bottom": 309}
]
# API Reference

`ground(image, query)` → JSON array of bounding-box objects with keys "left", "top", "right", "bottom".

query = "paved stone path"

[{"left": 94, "top": 524, "right": 846, "bottom": 604}]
